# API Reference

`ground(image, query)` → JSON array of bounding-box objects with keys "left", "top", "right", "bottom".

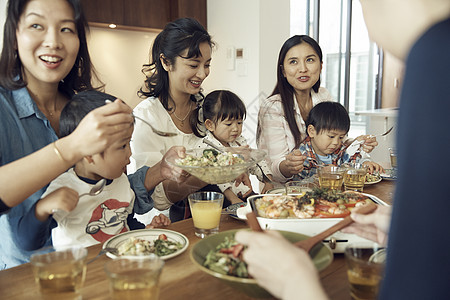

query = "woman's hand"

[
  {"left": 235, "top": 230, "right": 328, "bottom": 300},
  {"left": 279, "top": 150, "right": 306, "bottom": 178},
  {"left": 341, "top": 205, "right": 391, "bottom": 246},
  {"left": 356, "top": 135, "right": 378, "bottom": 153},
  {"left": 160, "top": 146, "right": 189, "bottom": 183},
  {"left": 61, "top": 99, "right": 134, "bottom": 161}
]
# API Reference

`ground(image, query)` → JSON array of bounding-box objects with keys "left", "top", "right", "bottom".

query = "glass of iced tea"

[
  {"left": 345, "top": 243, "right": 386, "bottom": 300},
  {"left": 104, "top": 255, "right": 164, "bottom": 300},
  {"left": 188, "top": 191, "right": 224, "bottom": 238},
  {"left": 317, "top": 165, "right": 345, "bottom": 190},
  {"left": 344, "top": 163, "right": 368, "bottom": 192},
  {"left": 285, "top": 180, "right": 314, "bottom": 196},
  {"left": 388, "top": 148, "right": 397, "bottom": 169},
  {"left": 30, "top": 245, "right": 87, "bottom": 300}
]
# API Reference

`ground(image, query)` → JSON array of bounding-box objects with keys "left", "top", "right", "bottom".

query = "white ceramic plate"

[
  {"left": 223, "top": 202, "right": 247, "bottom": 220},
  {"left": 103, "top": 228, "right": 189, "bottom": 260},
  {"left": 380, "top": 169, "right": 397, "bottom": 181}
]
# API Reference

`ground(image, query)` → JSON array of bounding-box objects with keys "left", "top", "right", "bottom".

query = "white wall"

[
  {"left": 87, "top": 27, "right": 158, "bottom": 108},
  {"left": 205, "top": 0, "right": 290, "bottom": 146},
  {"left": 0, "top": 0, "right": 6, "bottom": 45}
]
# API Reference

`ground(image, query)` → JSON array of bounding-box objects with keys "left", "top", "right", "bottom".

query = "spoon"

[
  {"left": 51, "top": 179, "right": 106, "bottom": 215},
  {"left": 78, "top": 178, "right": 106, "bottom": 198},
  {"left": 87, "top": 247, "right": 118, "bottom": 264},
  {"left": 245, "top": 202, "right": 378, "bottom": 252},
  {"left": 133, "top": 114, "right": 178, "bottom": 137},
  {"left": 104, "top": 99, "right": 177, "bottom": 137}
]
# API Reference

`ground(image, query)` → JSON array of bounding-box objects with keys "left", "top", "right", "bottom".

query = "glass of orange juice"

[{"left": 188, "top": 191, "right": 224, "bottom": 238}]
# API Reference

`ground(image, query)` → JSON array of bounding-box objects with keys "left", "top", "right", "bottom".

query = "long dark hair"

[
  {"left": 138, "top": 17, "right": 214, "bottom": 137},
  {"left": 192, "top": 90, "right": 246, "bottom": 136},
  {"left": 265, "top": 35, "right": 323, "bottom": 148},
  {"left": 0, "top": 0, "right": 103, "bottom": 97}
]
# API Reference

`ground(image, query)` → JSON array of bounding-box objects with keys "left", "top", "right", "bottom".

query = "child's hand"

[
  {"left": 261, "top": 182, "right": 274, "bottom": 194},
  {"left": 235, "top": 173, "right": 253, "bottom": 198},
  {"left": 363, "top": 161, "right": 384, "bottom": 174},
  {"left": 35, "top": 187, "right": 79, "bottom": 222},
  {"left": 146, "top": 214, "right": 171, "bottom": 229}
]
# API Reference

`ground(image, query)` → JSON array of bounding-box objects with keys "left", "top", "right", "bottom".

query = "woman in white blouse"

[
  {"left": 257, "top": 35, "right": 377, "bottom": 183},
  {"left": 128, "top": 18, "right": 215, "bottom": 221}
]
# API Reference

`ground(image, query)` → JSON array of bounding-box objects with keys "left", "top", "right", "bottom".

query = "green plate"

[{"left": 190, "top": 229, "right": 333, "bottom": 298}]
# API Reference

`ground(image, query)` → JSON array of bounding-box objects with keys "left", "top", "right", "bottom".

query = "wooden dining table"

[{"left": 0, "top": 181, "right": 394, "bottom": 300}]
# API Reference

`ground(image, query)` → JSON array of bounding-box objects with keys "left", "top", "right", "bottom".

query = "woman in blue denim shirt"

[{"left": 0, "top": 0, "right": 134, "bottom": 269}]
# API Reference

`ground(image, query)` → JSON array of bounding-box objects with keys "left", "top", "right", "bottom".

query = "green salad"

[{"left": 203, "top": 236, "right": 249, "bottom": 278}]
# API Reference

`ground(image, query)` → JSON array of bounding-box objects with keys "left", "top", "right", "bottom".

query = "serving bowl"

[
  {"left": 190, "top": 229, "right": 333, "bottom": 298},
  {"left": 236, "top": 193, "right": 389, "bottom": 253},
  {"left": 166, "top": 147, "right": 267, "bottom": 184}
]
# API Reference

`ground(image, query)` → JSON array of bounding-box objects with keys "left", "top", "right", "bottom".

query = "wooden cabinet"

[
  {"left": 81, "top": 0, "right": 206, "bottom": 31},
  {"left": 81, "top": 0, "right": 124, "bottom": 25}
]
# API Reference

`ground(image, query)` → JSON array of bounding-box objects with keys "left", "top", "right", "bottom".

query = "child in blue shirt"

[
  {"left": 15, "top": 91, "right": 174, "bottom": 250},
  {"left": 296, "top": 102, "right": 383, "bottom": 179}
]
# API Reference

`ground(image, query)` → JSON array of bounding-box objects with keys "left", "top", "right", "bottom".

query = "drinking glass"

[
  {"left": 388, "top": 148, "right": 397, "bottom": 169},
  {"left": 285, "top": 180, "right": 314, "bottom": 196},
  {"left": 344, "top": 163, "right": 368, "bottom": 192},
  {"left": 345, "top": 243, "right": 386, "bottom": 300},
  {"left": 317, "top": 165, "right": 345, "bottom": 190},
  {"left": 188, "top": 191, "right": 224, "bottom": 238},
  {"left": 30, "top": 246, "right": 87, "bottom": 300},
  {"left": 104, "top": 256, "right": 164, "bottom": 300}
]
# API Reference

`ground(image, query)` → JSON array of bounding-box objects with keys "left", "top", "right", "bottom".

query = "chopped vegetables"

[
  {"left": 366, "top": 173, "right": 381, "bottom": 183},
  {"left": 117, "top": 236, "right": 183, "bottom": 257},
  {"left": 203, "top": 236, "right": 249, "bottom": 278}
]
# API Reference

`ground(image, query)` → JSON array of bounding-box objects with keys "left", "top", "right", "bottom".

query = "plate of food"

[
  {"left": 223, "top": 202, "right": 247, "bottom": 220},
  {"left": 380, "top": 169, "right": 397, "bottom": 181},
  {"left": 166, "top": 147, "right": 266, "bottom": 184},
  {"left": 190, "top": 229, "right": 333, "bottom": 298},
  {"left": 103, "top": 229, "right": 189, "bottom": 260},
  {"left": 236, "top": 188, "right": 389, "bottom": 252},
  {"left": 252, "top": 188, "right": 374, "bottom": 219},
  {"left": 365, "top": 173, "right": 382, "bottom": 185}
]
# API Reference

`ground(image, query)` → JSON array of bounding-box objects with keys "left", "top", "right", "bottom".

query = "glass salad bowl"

[{"left": 166, "top": 147, "right": 267, "bottom": 184}]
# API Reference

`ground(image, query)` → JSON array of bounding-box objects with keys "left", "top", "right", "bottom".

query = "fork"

[
  {"left": 254, "top": 162, "right": 276, "bottom": 185},
  {"left": 346, "top": 126, "right": 394, "bottom": 150},
  {"left": 87, "top": 247, "right": 118, "bottom": 264}
]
